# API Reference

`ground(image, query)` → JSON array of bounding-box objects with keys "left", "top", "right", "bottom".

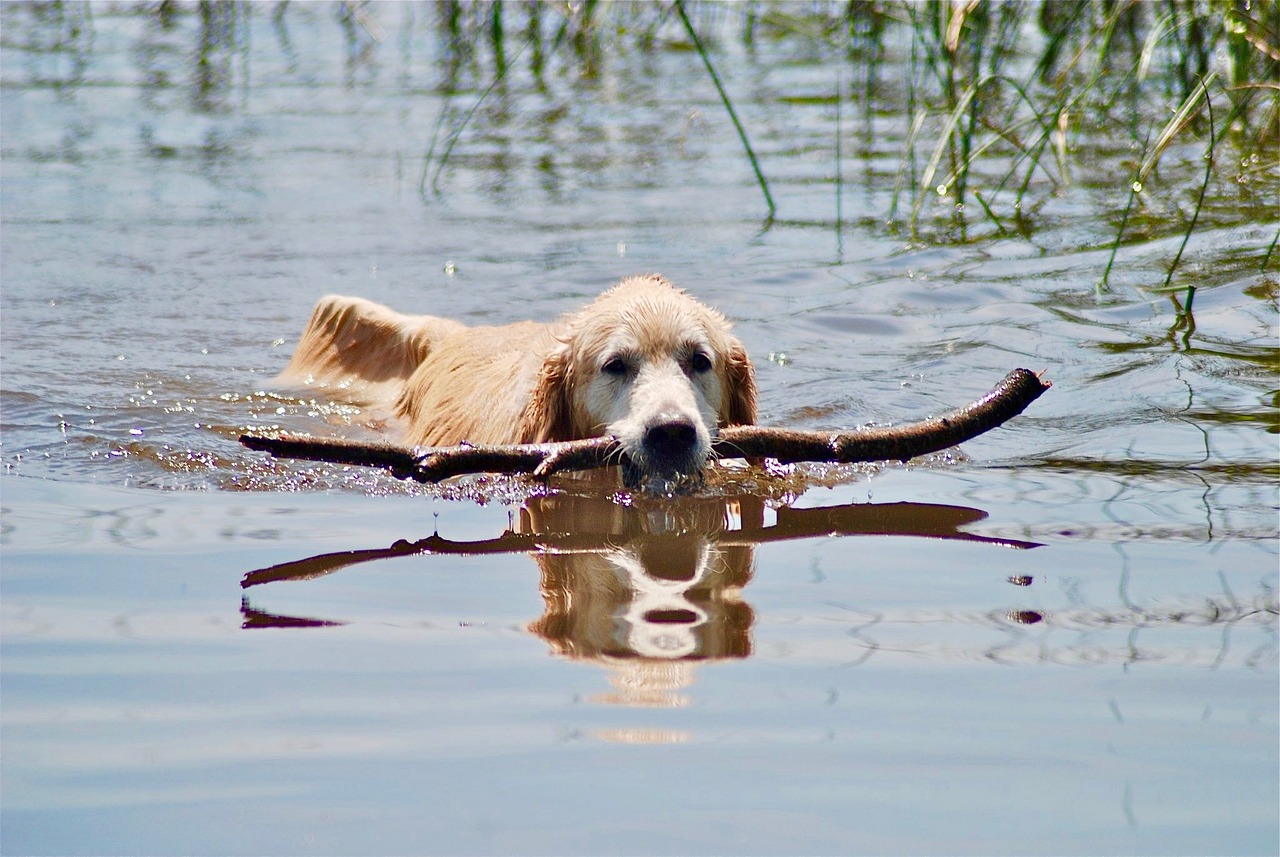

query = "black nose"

[{"left": 643, "top": 419, "right": 698, "bottom": 459}]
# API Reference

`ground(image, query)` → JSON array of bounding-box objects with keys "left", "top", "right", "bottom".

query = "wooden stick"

[{"left": 240, "top": 368, "right": 1049, "bottom": 483}]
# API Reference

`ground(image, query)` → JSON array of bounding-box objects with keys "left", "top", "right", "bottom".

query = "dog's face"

[{"left": 524, "top": 276, "right": 756, "bottom": 487}]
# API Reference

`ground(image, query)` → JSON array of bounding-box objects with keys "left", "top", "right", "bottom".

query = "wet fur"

[{"left": 281, "top": 275, "right": 756, "bottom": 480}]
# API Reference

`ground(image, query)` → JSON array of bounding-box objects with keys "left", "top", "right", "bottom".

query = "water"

[{"left": 2, "top": 3, "right": 1276, "bottom": 855}]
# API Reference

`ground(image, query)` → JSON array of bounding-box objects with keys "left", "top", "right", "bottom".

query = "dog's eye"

[
  {"left": 602, "top": 357, "right": 629, "bottom": 377},
  {"left": 689, "top": 352, "right": 713, "bottom": 374}
]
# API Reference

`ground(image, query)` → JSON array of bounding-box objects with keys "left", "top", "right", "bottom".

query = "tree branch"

[{"left": 240, "top": 368, "right": 1050, "bottom": 483}]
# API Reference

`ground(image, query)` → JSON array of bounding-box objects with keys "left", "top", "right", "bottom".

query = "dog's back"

[{"left": 393, "top": 320, "right": 562, "bottom": 446}]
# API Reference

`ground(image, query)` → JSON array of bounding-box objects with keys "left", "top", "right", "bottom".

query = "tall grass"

[
  {"left": 59, "top": 0, "right": 1271, "bottom": 266},
  {"left": 876, "top": 0, "right": 1277, "bottom": 249},
  {"left": 418, "top": 0, "right": 1276, "bottom": 266}
]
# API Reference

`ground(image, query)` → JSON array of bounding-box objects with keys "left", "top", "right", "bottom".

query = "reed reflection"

[{"left": 241, "top": 490, "right": 1041, "bottom": 704}]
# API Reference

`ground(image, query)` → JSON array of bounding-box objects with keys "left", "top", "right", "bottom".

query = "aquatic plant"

[
  {"left": 22, "top": 1, "right": 1274, "bottom": 273},
  {"left": 418, "top": 1, "right": 1277, "bottom": 269}
]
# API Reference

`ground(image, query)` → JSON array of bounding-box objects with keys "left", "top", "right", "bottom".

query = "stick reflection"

[{"left": 242, "top": 492, "right": 1039, "bottom": 708}]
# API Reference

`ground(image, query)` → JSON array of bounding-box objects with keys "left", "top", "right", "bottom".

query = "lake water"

[{"left": 2, "top": 3, "right": 1277, "bottom": 855}]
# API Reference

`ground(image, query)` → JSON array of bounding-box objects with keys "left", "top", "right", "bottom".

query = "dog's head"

[{"left": 522, "top": 275, "right": 756, "bottom": 487}]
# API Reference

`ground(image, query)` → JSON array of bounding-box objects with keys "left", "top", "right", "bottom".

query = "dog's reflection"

[
  {"left": 521, "top": 495, "right": 759, "bottom": 707},
  {"left": 242, "top": 491, "right": 1038, "bottom": 706}
]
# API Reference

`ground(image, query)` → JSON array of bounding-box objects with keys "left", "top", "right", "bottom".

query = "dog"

[{"left": 281, "top": 274, "right": 757, "bottom": 486}]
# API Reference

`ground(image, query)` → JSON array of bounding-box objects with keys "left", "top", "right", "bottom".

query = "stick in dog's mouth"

[{"left": 239, "top": 369, "right": 1051, "bottom": 489}]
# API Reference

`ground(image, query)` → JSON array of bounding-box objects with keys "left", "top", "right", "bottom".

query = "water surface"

[{"left": 2, "top": 4, "right": 1276, "bottom": 855}]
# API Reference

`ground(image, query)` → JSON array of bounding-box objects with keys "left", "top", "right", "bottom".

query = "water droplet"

[
  {"left": 443, "top": 260, "right": 455, "bottom": 275},
  {"left": 1131, "top": 181, "right": 1143, "bottom": 193},
  {"left": 936, "top": 184, "right": 947, "bottom": 196}
]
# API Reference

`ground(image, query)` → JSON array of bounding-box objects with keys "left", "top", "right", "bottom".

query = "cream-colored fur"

[{"left": 280, "top": 274, "right": 757, "bottom": 481}]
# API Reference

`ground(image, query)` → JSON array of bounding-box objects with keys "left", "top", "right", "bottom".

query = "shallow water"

[{"left": 2, "top": 3, "right": 1277, "bottom": 855}]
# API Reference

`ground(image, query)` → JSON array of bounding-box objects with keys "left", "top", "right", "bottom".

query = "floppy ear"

[
  {"left": 721, "top": 339, "right": 757, "bottom": 427},
  {"left": 519, "top": 343, "right": 576, "bottom": 442}
]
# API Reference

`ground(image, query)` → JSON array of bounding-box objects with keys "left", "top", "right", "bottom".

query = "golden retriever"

[{"left": 281, "top": 274, "right": 757, "bottom": 485}]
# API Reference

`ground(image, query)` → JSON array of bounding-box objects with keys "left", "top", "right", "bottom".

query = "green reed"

[
  {"left": 675, "top": 0, "right": 776, "bottom": 220},
  {"left": 413, "top": 1, "right": 1276, "bottom": 264},
  {"left": 424, "top": 1, "right": 1274, "bottom": 253}
]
